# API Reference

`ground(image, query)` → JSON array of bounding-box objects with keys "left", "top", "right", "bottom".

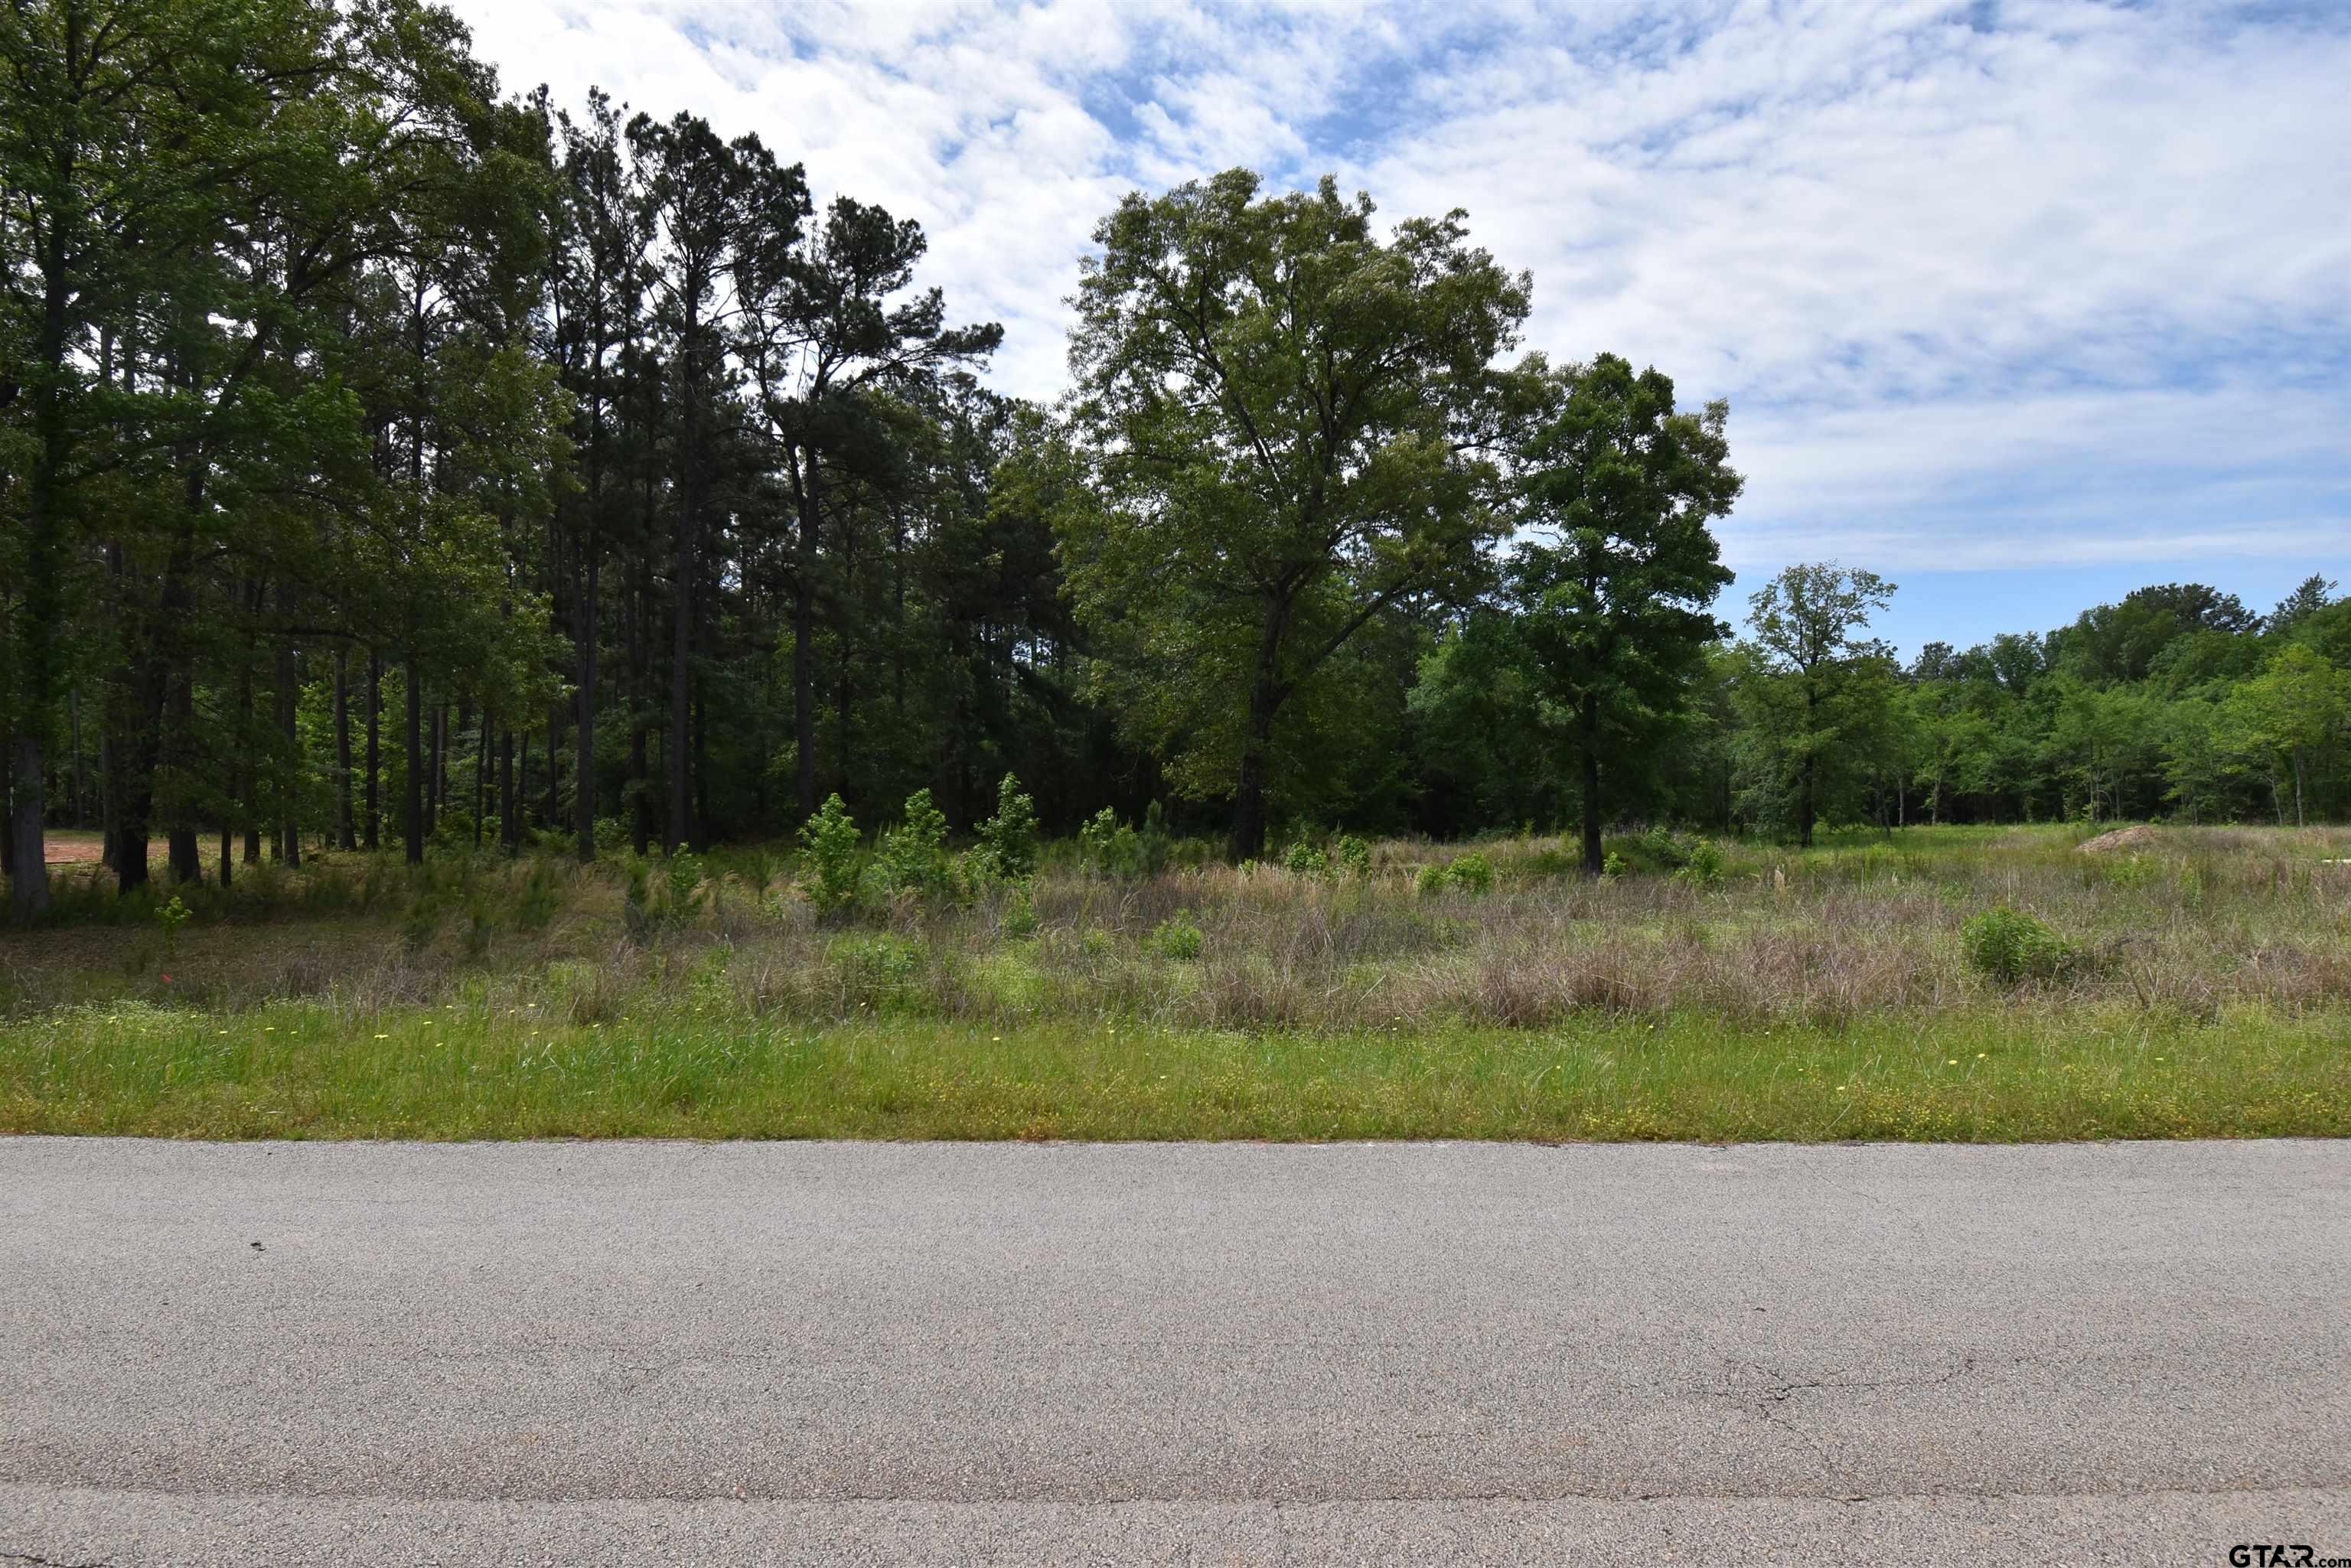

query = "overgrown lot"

[{"left": 3, "top": 823, "right": 2346, "bottom": 1141}]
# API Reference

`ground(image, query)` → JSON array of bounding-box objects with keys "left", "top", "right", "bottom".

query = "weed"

[
  {"left": 1150, "top": 909, "right": 1206, "bottom": 960},
  {"left": 1961, "top": 908, "right": 2075, "bottom": 984}
]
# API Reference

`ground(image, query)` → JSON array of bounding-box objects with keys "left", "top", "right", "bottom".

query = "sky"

[{"left": 446, "top": 0, "right": 2349, "bottom": 657}]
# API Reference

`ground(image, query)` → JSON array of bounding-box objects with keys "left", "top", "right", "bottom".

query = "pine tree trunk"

[
  {"left": 693, "top": 684, "right": 709, "bottom": 852},
  {"left": 576, "top": 551, "right": 598, "bottom": 860},
  {"left": 69, "top": 684, "right": 86, "bottom": 829},
  {"left": 545, "top": 699, "right": 563, "bottom": 833},
  {"left": 403, "top": 659, "right": 425, "bottom": 866},
  {"left": 334, "top": 650, "right": 356, "bottom": 850},
  {"left": 629, "top": 569, "right": 652, "bottom": 856},
  {"left": 364, "top": 652, "right": 382, "bottom": 852},
  {"left": 500, "top": 729, "right": 517, "bottom": 852},
  {"left": 168, "top": 663, "right": 201, "bottom": 885},
  {"left": 474, "top": 709, "right": 488, "bottom": 851},
  {"left": 1580, "top": 694, "right": 1605, "bottom": 876},
  {"left": 792, "top": 456, "right": 820, "bottom": 820},
  {"left": 2, "top": 735, "right": 34, "bottom": 901},
  {"left": 276, "top": 631, "right": 300, "bottom": 867}
]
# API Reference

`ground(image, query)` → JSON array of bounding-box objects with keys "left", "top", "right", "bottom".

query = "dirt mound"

[{"left": 2078, "top": 825, "right": 2163, "bottom": 854}]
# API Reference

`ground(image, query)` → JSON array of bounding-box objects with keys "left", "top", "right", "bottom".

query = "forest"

[{"left": 5, "top": 1, "right": 2348, "bottom": 924}]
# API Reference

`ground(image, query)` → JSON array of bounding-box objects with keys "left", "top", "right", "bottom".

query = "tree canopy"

[{"left": 2, "top": 5, "right": 2346, "bottom": 919}]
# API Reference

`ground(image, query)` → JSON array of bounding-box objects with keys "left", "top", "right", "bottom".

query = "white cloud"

[{"left": 444, "top": 0, "right": 2351, "bottom": 575}]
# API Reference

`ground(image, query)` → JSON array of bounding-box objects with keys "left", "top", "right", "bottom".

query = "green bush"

[
  {"left": 403, "top": 891, "right": 443, "bottom": 953},
  {"left": 1081, "top": 807, "right": 1144, "bottom": 879},
  {"left": 1601, "top": 850, "right": 1628, "bottom": 881},
  {"left": 877, "top": 789, "right": 955, "bottom": 905},
  {"left": 1282, "top": 841, "right": 1329, "bottom": 878},
  {"left": 154, "top": 895, "right": 191, "bottom": 957},
  {"left": 829, "top": 933, "right": 923, "bottom": 994},
  {"left": 1149, "top": 909, "right": 1205, "bottom": 960},
  {"left": 1674, "top": 839, "right": 1727, "bottom": 888},
  {"left": 663, "top": 851, "right": 708, "bottom": 923},
  {"left": 1332, "top": 836, "right": 1373, "bottom": 879},
  {"left": 1961, "top": 908, "right": 2075, "bottom": 984},
  {"left": 1415, "top": 863, "right": 1450, "bottom": 898},
  {"left": 461, "top": 893, "right": 501, "bottom": 959},
  {"left": 798, "top": 794, "right": 863, "bottom": 917},
  {"left": 517, "top": 855, "right": 564, "bottom": 929},
  {"left": 1528, "top": 846, "right": 1576, "bottom": 876},
  {"left": 620, "top": 855, "right": 652, "bottom": 942},
  {"left": 1448, "top": 852, "right": 1494, "bottom": 895},
  {"left": 976, "top": 774, "right": 1040, "bottom": 882},
  {"left": 997, "top": 883, "right": 1039, "bottom": 939}
]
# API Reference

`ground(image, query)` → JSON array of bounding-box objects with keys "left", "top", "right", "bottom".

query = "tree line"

[{"left": 5, "top": 3, "right": 2346, "bottom": 918}]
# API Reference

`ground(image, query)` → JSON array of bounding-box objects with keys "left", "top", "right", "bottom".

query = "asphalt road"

[{"left": 2, "top": 1137, "right": 2345, "bottom": 1566}]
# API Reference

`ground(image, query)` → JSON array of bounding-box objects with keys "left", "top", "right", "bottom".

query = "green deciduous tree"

[
  {"left": 1505, "top": 353, "right": 1740, "bottom": 873},
  {"left": 1059, "top": 169, "right": 1531, "bottom": 860},
  {"left": 2224, "top": 644, "right": 2349, "bottom": 827},
  {"left": 1738, "top": 563, "right": 1897, "bottom": 846}
]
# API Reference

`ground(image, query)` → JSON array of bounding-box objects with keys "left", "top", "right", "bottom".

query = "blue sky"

[{"left": 451, "top": 0, "right": 2348, "bottom": 656}]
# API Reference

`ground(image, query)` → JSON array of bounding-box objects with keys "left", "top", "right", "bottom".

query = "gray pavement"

[{"left": 1, "top": 1137, "right": 2346, "bottom": 1565}]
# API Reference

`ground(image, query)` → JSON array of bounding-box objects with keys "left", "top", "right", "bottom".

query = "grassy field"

[{"left": 3, "top": 823, "right": 2346, "bottom": 1141}]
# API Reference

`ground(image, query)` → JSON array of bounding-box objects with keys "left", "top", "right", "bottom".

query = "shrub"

[
  {"left": 621, "top": 855, "right": 654, "bottom": 942},
  {"left": 1961, "top": 908, "right": 2075, "bottom": 984},
  {"left": 592, "top": 817, "right": 631, "bottom": 857},
  {"left": 1081, "top": 807, "right": 1143, "bottom": 879},
  {"left": 1640, "top": 825, "right": 1690, "bottom": 869},
  {"left": 1601, "top": 850, "right": 1628, "bottom": 881},
  {"left": 799, "top": 794, "right": 862, "bottom": 917},
  {"left": 1415, "top": 864, "right": 1451, "bottom": 898},
  {"left": 1674, "top": 839, "right": 1727, "bottom": 888},
  {"left": 154, "top": 895, "right": 191, "bottom": 957},
  {"left": 1448, "top": 852, "right": 1494, "bottom": 895},
  {"left": 833, "top": 932, "right": 921, "bottom": 977},
  {"left": 1283, "top": 841, "right": 1329, "bottom": 878},
  {"left": 976, "top": 774, "right": 1041, "bottom": 882},
  {"left": 461, "top": 894, "right": 501, "bottom": 959},
  {"left": 1138, "top": 800, "right": 1175, "bottom": 875},
  {"left": 997, "top": 882, "right": 1039, "bottom": 939},
  {"left": 1149, "top": 909, "right": 1205, "bottom": 960},
  {"left": 1332, "top": 835, "right": 1372, "bottom": 879},
  {"left": 876, "top": 790, "right": 951, "bottom": 902},
  {"left": 663, "top": 851, "right": 708, "bottom": 924},
  {"left": 517, "top": 855, "right": 563, "bottom": 929},
  {"left": 403, "top": 892, "right": 443, "bottom": 953}
]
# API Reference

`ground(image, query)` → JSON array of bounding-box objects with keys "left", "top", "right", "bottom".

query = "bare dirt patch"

[{"left": 2077, "top": 825, "right": 2163, "bottom": 854}]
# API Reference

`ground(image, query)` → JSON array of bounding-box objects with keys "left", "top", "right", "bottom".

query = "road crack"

[{"left": 1703, "top": 1355, "right": 1984, "bottom": 1429}]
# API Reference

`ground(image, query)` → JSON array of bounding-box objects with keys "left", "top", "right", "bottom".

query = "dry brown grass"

[{"left": 4, "top": 823, "right": 2348, "bottom": 1035}]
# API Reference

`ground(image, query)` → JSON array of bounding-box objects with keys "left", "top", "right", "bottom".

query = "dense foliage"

[{"left": 4, "top": 2, "right": 2346, "bottom": 920}]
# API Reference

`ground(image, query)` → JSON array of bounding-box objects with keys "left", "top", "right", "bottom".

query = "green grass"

[
  {"left": 4, "top": 999, "right": 2343, "bottom": 1142},
  {"left": 4, "top": 820, "right": 2347, "bottom": 1142}
]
